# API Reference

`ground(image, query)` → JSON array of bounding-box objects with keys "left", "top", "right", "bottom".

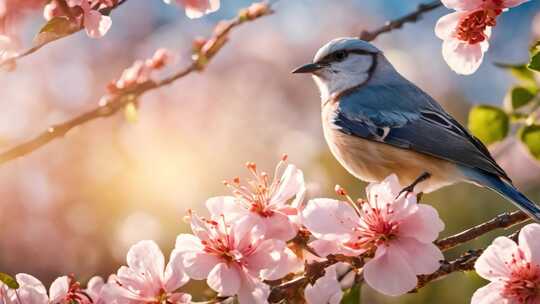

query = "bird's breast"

[{"left": 321, "top": 102, "right": 463, "bottom": 193}]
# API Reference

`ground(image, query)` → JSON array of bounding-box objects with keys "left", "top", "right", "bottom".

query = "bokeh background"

[{"left": 1, "top": 0, "right": 540, "bottom": 302}]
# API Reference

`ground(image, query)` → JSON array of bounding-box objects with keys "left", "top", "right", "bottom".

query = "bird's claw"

[{"left": 398, "top": 171, "right": 432, "bottom": 197}]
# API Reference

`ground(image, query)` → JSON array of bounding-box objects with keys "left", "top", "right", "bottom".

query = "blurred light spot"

[{"left": 113, "top": 212, "right": 163, "bottom": 260}]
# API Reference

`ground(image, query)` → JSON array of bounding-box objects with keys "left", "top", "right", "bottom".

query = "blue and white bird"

[{"left": 293, "top": 37, "right": 540, "bottom": 221}]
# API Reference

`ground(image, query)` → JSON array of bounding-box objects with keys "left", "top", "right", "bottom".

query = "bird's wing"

[{"left": 334, "top": 82, "right": 510, "bottom": 181}]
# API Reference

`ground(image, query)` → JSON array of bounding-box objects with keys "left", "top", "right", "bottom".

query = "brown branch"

[
  {"left": 359, "top": 0, "right": 443, "bottom": 41},
  {"left": 416, "top": 249, "right": 482, "bottom": 290},
  {"left": 436, "top": 210, "right": 530, "bottom": 251},
  {"left": 416, "top": 231, "right": 521, "bottom": 290},
  {"left": 0, "top": 0, "right": 128, "bottom": 70},
  {"left": 0, "top": 2, "right": 274, "bottom": 164},
  {"left": 268, "top": 254, "right": 365, "bottom": 303},
  {"left": 268, "top": 209, "right": 530, "bottom": 302}
]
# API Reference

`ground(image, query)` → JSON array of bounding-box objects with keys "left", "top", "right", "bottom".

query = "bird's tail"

[{"left": 464, "top": 169, "right": 540, "bottom": 222}]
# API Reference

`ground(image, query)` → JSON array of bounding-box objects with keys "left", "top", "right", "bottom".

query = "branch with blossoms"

[
  {"left": 0, "top": 0, "right": 221, "bottom": 69},
  {"left": 0, "top": 2, "right": 273, "bottom": 164},
  {"left": 1, "top": 157, "right": 540, "bottom": 304}
]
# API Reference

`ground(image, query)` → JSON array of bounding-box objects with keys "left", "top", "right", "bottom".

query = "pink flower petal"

[
  {"left": 206, "top": 196, "right": 245, "bottom": 220},
  {"left": 183, "top": 0, "right": 220, "bottom": 19},
  {"left": 175, "top": 233, "right": 204, "bottom": 253},
  {"left": 399, "top": 204, "right": 445, "bottom": 243},
  {"left": 126, "top": 240, "right": 165, "bottom": 288},
  {"left": 182, "top": 251, "right": 221, "bottom": 280},
  {"left": 232, "top": 215, "right": 265, "bottom": 249},
  {"left": 470, "top": 282, "right": 507, "bottom": 304},
  {"left": 164, "top": 250, "right": 189, "bottom": 292},
  {"left": 261, "top": 246, "right": 301, "bottom": 280},
  {"left": 86, "top": 276, "right": 105, "bottom": 302},
  {"left": 15, "top": 274, "right": 47, "bottom": 294},
  {"left": 518, "top": 223, "right": 540, "bottom": 266},
  {"left": 309, "top": 239, "right": 364, "bottom": 257},
  {"left": 309, "top": 239, "right": 342, "bottom": 257},
  {"left": 116, "top": 266, "right": 147, "bottom": 293},
  {"left": 302, "top": 198, "right": 358, "bottom": 241},
  {"left": 207, "top": 263, "right": 241, "bottom": 296},
  {"left": 246, "top": 239, "right": 285, "bottom": 275},
  {"left": 441, "top": 0, "right": 484, "bottom": 10},
  {"left": 363, "top": 246, "right": 417, "bottom": 296},
  {"left": 270, "top": 164, "right": 304, "bottom": 207},
  {"left": 304, "top": 263, "right": 344, "bottom": 304},
  {"left": 258, "top": 211, "right": 298, "bottom": 241},
  {"left": 236, "top": 273, "right": 270, "bottom": 304},
  {"left": 366, "top": 174, "right": 402, "bottom": 205},
  {"left": 435, "top": 12, "right": 463, "bottom": 40},
  {"left": 475, "top": 236, "right": 516, "bottom": 280},
  {"left": 49, "top": 276, "right": 70, "bottom": 302},
  {"left": 392, "top": 237, "right": 443, "bottom": 275},
  {"left": 84, "top": 10, "right": 112, "bottom": 38},
  {"left": 14, "top": 274, "right": 48, "bottom": 304},
  {"left": 441, "top": 38, "right": 487, "bottom": 75}
]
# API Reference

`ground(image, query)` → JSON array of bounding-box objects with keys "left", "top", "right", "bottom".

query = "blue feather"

[
  {"left": 334, "top": 79, "right": 510, "bottom": 181},
  {"left": 461, "top": 167, "right": 540, "bottom": 221}
]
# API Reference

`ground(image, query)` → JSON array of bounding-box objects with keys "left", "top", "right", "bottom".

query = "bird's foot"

[{"left": 398, "top": 171, "right": 432, "bottom": 198}]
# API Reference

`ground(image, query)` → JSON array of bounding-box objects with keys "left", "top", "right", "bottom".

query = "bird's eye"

[{"left": 333, "top": 50, "right": 348, "bottom": 62}]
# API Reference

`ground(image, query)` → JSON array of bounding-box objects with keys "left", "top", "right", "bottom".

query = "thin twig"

[
  {"left": 436, "top": 210, "right": 530, "bottom": 251},
  {"left": 416, "top": 230, "right": 522, "bottom": 289},
  {"left": 0, "top": 0, "right": 128, "bottom": 69},
  {"left": 0, "top": 2, "right": 274, "bottom": 164},
  {"left": 359, "top": 0, "right": 443, "bottom": 41}
]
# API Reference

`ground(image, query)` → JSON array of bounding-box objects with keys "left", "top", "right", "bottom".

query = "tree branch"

[
  {"left": 268, "top": 209, "right": 530, "bottom": 302},
  {"left": 436, "top": 210, "right": 530, "bottom": 251},
  {"left": 0, "top": 0, "right": 128, "bottom": 70},
  {"left": 0, "top": 2, "right": 274, "bottom": 164},
  {"left": 358, "top": 0, "right": 443, "bottom": 41},
  {"left": 415, "top": 249, "right": 482, "bottom": 290}
]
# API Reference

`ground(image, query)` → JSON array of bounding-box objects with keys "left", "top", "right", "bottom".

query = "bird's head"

[{"left": 293, "top": 37, "right": 383, "bottom": 102}]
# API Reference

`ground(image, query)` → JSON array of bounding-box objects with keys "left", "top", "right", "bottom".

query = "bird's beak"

[{"left": 291, "top": 63, "right": 324, "bottom": 74}]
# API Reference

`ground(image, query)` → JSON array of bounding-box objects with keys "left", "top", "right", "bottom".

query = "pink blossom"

[
  {"left": 304, "top": 263, "right": 345, "bottom": 304},
  {"left": 110, "top": 48, "right": 173, "bottom": 92},
  {"left": 103, "top": 240, "right": 191, "bottom": 304},
  {"left": 44, "top": 0, "right": 113, "bottom": 38},
  {"left": 175, "top": 211, "right": 295, "bottom": 303},
  {"left": 0, "top": 274, "right": 95, "bottom": 304},
  {"left": 163, "top": 0, "right": 220, "bottom": 19},
  {"left": 302, "top": 175, "right": 444, "bottom": 296},
  {"left": 435, "top": 0, "right": 529, "bottom": 74},
  {"left": 473, "top": 223, "right": 540, "bottom": 304},
  {"left": 208, "top": 156, "right": 305, "bottom": 242},
  {"left": 85, "top": 276, "right": 107, "bottom": 304},
  {"left": 0, "top": 274, "right": 48, "bottom": 304}
]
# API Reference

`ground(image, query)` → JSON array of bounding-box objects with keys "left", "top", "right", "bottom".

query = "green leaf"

[
  {"left": 519, "top": 125, "right": 540, "bottom": 160},
  {"left": 341, "top": 284, "right": 361, "bottom": 304},
  {"left": 505, "top": 86, "right": 536, "bottom": 110},
  {"left": 495, "top": 63, "right": 537, "bottom": 88},
  {"left": 468, "top": 105, "right": 509, "bottom": 145},
  {"left": 0, "top": 272, "right": 19, "bottom": 289},
  {"left": 33, "top": 17, "right": 79, "bottom": 47},
  {"left": 529, "top": 52, "right": 540, "bottom": 72}
]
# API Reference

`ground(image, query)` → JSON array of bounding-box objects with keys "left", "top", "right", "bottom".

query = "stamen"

[{"left": 335, "top": 185, "right": 364, "bottom": 217}]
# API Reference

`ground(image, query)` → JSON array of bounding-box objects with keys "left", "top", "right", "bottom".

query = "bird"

[{"left": 292, "top": 37, "right": 540, "bottom": 221}]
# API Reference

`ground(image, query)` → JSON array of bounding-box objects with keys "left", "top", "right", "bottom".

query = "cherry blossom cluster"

[
  {"left": 435, "top": 0, "right": 530, "bottom": 75},
  {"left": 2, "top": 157, "right": 540, "bottom": 303},
  {"left": 106, "top": 48, "right": 174, "bottom": 94}
]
